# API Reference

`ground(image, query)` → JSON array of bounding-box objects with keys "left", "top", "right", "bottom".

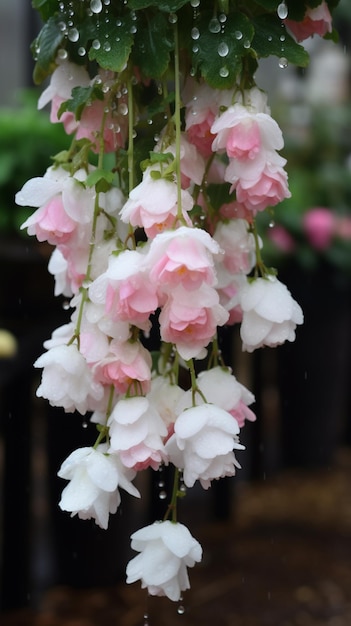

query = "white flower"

[
  {"left": 108, "top": 396, "right": 168, "bottom": 471},
  {"left": 34, "top": 343, "right": 104, "bottom": 414},
  {"left": 165, "top": 403, "right": 244, "bottom": 489},
  {"left": 126, "top": 520, "right": 202, "bottom": 601},
  {"left": 58, "top": 445, "right": 140, "bottom": 529},
  {"left": 239, "top": 276, "right": 303, "bottom": 352},
  {"left": 147, "top": 376, "right": 186, "bottom": 428}
]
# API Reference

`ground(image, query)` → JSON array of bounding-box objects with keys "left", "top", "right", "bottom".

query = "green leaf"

[
  {"left": 88, "top": 13, "right": 134, "bottom": 72},
  {"left": 193, "top": 12, "right": 254, "bottom": 89},
  {"left": 31, "top": 0, "right": 58, "bottom": 21},
  {"left": 32, "top": 15, "right": 65, "bottom": 84},
  {"left": 132, "top": 12, "right": 173, "bottom": 79},
  {"left": 251, "top": 14, "right": 309, "bottom": 66},
  {"left": 85, "top": 169, "right": 115, "bottom": 191},
  {"left": 58, "top": 84, "right": 104, "bottom": 121}
]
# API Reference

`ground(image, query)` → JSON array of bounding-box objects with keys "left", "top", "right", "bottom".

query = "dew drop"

[
  {"left": 277, "top": 1, "right": 288, "bottom": 19},
  {"left": 92, "top": 38, "right": 101, "bottom": 49},
  {"left": 82, "top": 421, "right": 88, "bottom": 429},
  {"left": 267, "top": 35, "right": 273, "bottom": 42},
  {"left": 103, "top": 41, "right": 111, "bottom": 51},
  {"left": 119, "top": 102, "right": 128, "bottom": 115},
  {"left": 243, "top": 39, "right": 251, "bottom": 49},
  {"left": 208, "top": 17, "right": 221, "bottom": 33},
  {"left": 159, "top": 490, "right": 167, "bottom": 500},
  {"left": 90, "top": 0, "right": 102, "bottom": 13},
  {"left": 235, "top": 30, "right": 243, "bottom": 40},
  {"left": 116, "top": 18, "right": 122, "bottom": 26},
  {"left": 192, "top": 44, "right": 199, "bottom": 53},
  {"left": 278, "top": 56, "right": 288, "bottom": 68},
  {"left": 218, "top": 13, "right": 226, "bottom": 23},
  {"left": 280, "top": 34, "right": 286, "bottom": 42},
  {"left": 130, "top": 24, "right": 137, "bottom": 33},
  {"left": 78, "top": 46, "right": 86, "bottom": 56},
  {"left": 68, "top": 27, "right": 79, "bottom": 42},
  {"left": 62, "top": 300, "right": 70, "bottom": 310},
  {"left": 191, "top": 26, "right": 200, "bottom": 40},
  {"left": 190, "top": 0, "right": 200, "bottom": 6},
  {"left": 57, "top": 48, "right": 68, "bottom": 60},
  {"left": 168, "top": 12, "right": 178, "bottom": 23},
  {"left": 219, "top": 66, "right": 229, "bottom": 77},
  {"left": 218, "top": 41, "right": 229, "bottom": 57},
  {"left": 58, "top": 21, "right": 67, "bottom": 32}
]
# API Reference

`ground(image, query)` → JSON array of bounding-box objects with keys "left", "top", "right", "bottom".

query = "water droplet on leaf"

[
  {"left": 218, "top": 41, "right": 229, "bottom": 57},
  {"left": 191, "top": 27, "right": 200, "bottom": 40},
  {"left": 278, "top": 56, "right": 288, "bottom": 68},
  {"left": 277, "top": 2, "right": 288, "bottom": 19},
  {"left": 208, "top": 17, "right": 221, "bottom": 33},
  {"left": 90, "top": 0, "right": 102, "bottom": 13},
  {"left": 68, "top": 27, "right": 79, "bottom": 42},
  {"left": 219, "top": 66, "right": 229, "bottom": 77}
]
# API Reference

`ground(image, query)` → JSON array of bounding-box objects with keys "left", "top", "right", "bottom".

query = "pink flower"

[
  {"left": 92, "top": 339, "right": 152, "bottom": 395},
  {"left": 285, "top": 1, "right": 332, "bottom": 42},
  {"left": 120, "top": 166, "right": 194, "bottom": 238},
  {"left": 147, "top": 226, "right": 219, "bottom": 295},
  {"left": 159, "top": 134, "right": 206, "bottom": 188},
  {"left": 225, "top": 152, "right": 291, "bottom": 216},
  {"left": 108, "top": 396, "right": 168, "bottom": 471},
  {"left": 302, "top": 207, "right": 335, "bottom": 250},
  {"left": 213, "top": 219, "right": 256, "bottom": 275},
  {"left": 75, "top": 97, "right": 127, "bottom": 153},
  {"left": 89, "top": 249, "right": 158, "bottom": 331},
  {"left": 159, "top": 284, "right": 229, "bottom": 361}
]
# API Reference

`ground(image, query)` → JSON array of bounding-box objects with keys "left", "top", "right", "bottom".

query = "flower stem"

[{"left": 173, "top": 20, "right": 183, "bottom": 221}]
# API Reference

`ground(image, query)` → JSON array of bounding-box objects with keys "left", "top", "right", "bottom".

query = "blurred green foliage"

[{"left": 0, "top": 90, "right": 67, "bottom": 234}]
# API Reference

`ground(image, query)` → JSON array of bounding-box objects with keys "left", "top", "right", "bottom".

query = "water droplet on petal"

[
  {"left": 218, "top": 41, "right": 229, "bottom": 57},
  {"left": 277, "top": 2, "right": 288, "bottom": 19},
  {"left": 278, "top": 56, "right": 288, "bottom": 69}
]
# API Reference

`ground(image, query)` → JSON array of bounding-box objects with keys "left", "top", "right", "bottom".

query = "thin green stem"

[
  {"left": 127, "top": 77, "right": 134, "bottom": 195},
  {"left": 163, "top": 467, "right": 180, "bottom": 523}
]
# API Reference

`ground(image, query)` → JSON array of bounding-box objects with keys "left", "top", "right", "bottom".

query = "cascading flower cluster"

[{"left": 17, "top": 0, "right": 338, "bottom": 609}]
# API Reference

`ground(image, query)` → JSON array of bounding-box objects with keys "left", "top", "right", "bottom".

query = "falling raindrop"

[
  {"left": 208, "top": 17, "right": 221, "bottom": 33},
  {"left": 177, "top": 605, "right": 185, "bottom": 615},
  {"left": 277, "top": 1, "right": 288, "bottom": 19},
  {"left": 159, "top": 490, "right": 167, "bottom": 500},
  {"left": 268, "top": 219, "right": 275, "bottom": 228},
  {"left": 278, "top": 56, "right": 288, "bottom": 68},
  {"left": 90, "top": 0, "right": 102, "bottom": 13},
  {"left": 82, "top": 421, "right": 88, "bottom": 429},
  {"left": 218, "top": 41, "right": 229, "bottom": 57}
]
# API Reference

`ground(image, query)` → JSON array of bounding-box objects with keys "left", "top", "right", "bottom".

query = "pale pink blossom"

[
  {"left": 195, "top": 367, "right": 256, "bottom": 429},
  {"left": 147, "top": 376, "right": 186, "bottom": 428},
  {"left": 159, "top": 284, "right": 229, "bottom": 361},
  {"left": 302, "top": 207, "right": 335, "bottom": 249},
  {"left": 89, "top": 249, "right": 158, "bottom": 331},
  {"left": 213, "top": 219, "right": 256, "bottom": 276},
  {"left": 165, "top": 403, "right": 244, "bottom": 489},
  {"left": 108, "top": 396, "right": 168, "bottom": 471},
  {"left": 285, "top": 1, "right": 332, "bottom": 42},
  {"left": 119, "top": 166, "right": 194, "bottom": 238},
  {"left": 161, "top": 134, "right": 206, "bottom": 188},
  {"left": 239, "top": 276, "right": 303, "bottom": 352},
  {"left": 58, "top": 444, "right": 140, "bottom": 529},
  {"left": 147, "top": 226, "right": 220, "bottom": 295},
  {"left": 34, "top": 343, "right": 104, "bottom": 414},
  {"left": 126, "top": 520, "right": 202, "bottom": 601},
  {"left": 182, "top": 78, "right": 232, "bottom": 157},
  {"left": 92, "top": 339, "right": 152, "bottom": 395}
]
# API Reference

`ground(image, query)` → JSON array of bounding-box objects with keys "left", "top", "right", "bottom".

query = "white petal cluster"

[
  {"left": 126, "top": 520, "right": 202, "bottom": 601},
  {"left": 239, "top": 276, "right": 304, "bottom": 352},
  {"left": 58, "top": 445, "right": 140, "bottom": 529},
  {"left": 165, "top": 403, "right": 244, "bottom": 489}
]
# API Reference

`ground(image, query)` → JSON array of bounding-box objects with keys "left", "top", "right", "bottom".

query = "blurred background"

[{"left": 1, "top": 1, "right": 351, "bottom": 625}]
